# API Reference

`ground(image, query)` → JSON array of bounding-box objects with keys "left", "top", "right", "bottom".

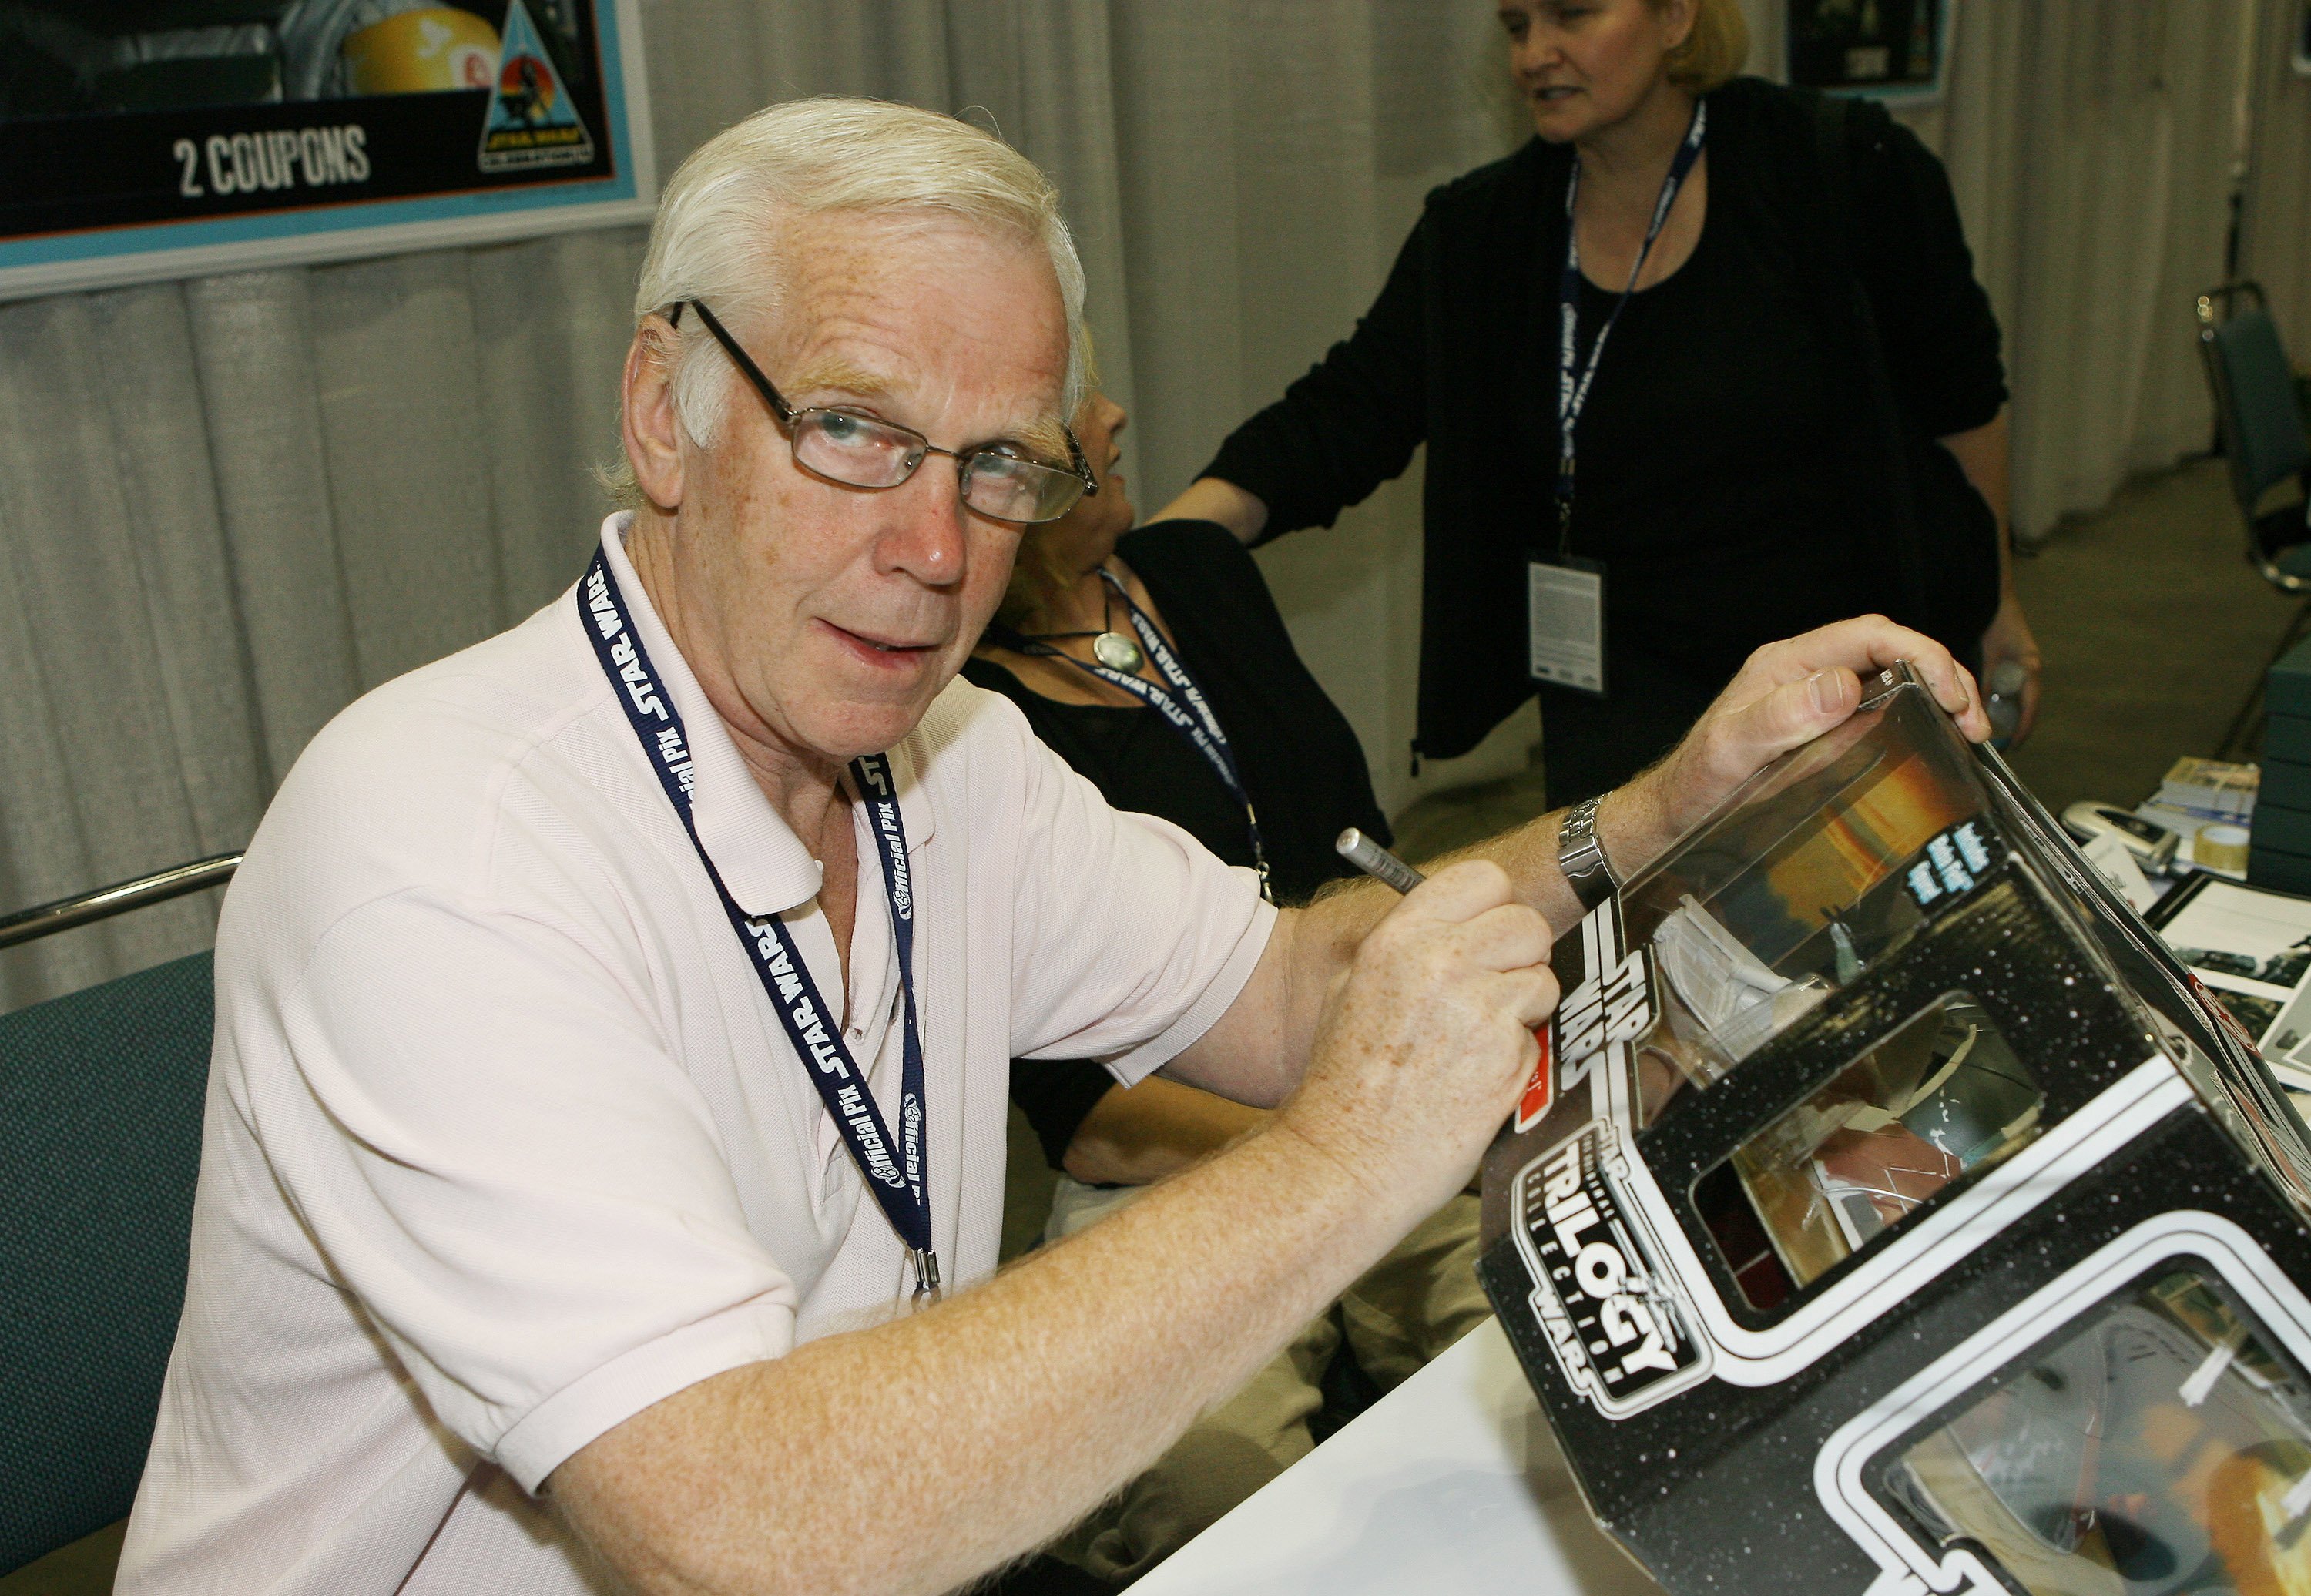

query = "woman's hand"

[
  {"left": 1977, "top": 592, "right": 2043, "bottom": 744},
  {"left": 1608, "top": 615, "right": 1990, "bottom": 869}
]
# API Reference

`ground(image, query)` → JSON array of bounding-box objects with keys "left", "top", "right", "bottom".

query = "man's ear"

[{"left": 622, "top": 317, "right": 685, "bottom": 511}]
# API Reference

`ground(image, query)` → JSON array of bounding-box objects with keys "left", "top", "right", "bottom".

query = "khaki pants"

[{"left": 1040, "top": 1178, "right": 1491, "bottom": 1585}]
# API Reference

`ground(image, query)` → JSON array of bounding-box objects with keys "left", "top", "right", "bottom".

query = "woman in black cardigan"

[{"left": 1162, "top": 0, "right": 2038, "bottom": 806}]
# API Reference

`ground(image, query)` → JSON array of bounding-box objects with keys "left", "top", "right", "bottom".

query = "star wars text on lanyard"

[
  {"left": 1533, "top": 99, "right": 1706, "bottom": 698},
  {"left": 577, "top": 550, "right": 940, "bottom": 1301}
]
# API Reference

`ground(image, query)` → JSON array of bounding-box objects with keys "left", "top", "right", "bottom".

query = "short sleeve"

[
  {"left": 243, "top": 888, "right": 795, "bottom": 1493},
  {"left": 981, "top": 699, "right": 1275, "bottom": 1086}
]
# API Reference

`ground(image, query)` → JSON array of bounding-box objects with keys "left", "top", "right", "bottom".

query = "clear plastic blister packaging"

[
  {"left": 1889, "top": 1267, "right": 2311, "bottom": 1596},
  {"left": 1476, "top": 662, "right": 2311, "bottom": 1596}
]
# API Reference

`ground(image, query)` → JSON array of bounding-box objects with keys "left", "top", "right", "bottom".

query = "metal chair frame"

[
  {"left": 0, "top": 853, "right": 238, "bottom": 1578},
  {"left": 0, "top": 854, "right": 240, "bottom": 953},
  {"left": 2195, "top": 280, "right": 2311, "bottom": 595}
]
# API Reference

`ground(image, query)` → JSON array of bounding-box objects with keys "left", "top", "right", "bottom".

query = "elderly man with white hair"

[{"left": 118, "top": 98, "right": 1988, "bottom": 1596}]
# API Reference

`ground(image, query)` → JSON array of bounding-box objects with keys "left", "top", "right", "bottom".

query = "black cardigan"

[{"left": 1205, "top": 76, "right": 2007, "bottom": 763}]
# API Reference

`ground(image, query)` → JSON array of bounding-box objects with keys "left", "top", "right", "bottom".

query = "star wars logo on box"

[{"left": 1476, "top": 666, "right": 2311, "bottom": 1596}]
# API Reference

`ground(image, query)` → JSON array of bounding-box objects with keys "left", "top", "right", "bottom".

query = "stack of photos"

[{"left": 2151, "top": 877, "right": 2311, "bottom": 1091}]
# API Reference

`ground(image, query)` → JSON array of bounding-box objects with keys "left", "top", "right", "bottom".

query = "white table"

[{"left": 1131, "top": 1318, "right": 1666, "bottom": 1595}]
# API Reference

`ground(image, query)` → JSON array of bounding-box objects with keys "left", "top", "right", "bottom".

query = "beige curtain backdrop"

[
  {"left": 1745, "top": 0, "right": 2249, "bottom": 543},
  {"left": 2244, "top": 0, "right": 2311, "bottom": 354},
  {"left": 0, "top": 0, "right": 2267, "bottom": 1008}
]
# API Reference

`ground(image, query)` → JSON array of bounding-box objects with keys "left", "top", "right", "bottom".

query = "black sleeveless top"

[{"left": 964, "top": 519, "right": 1390, "bottom": 1168}]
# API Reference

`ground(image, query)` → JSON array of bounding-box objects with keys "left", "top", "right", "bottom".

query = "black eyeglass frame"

[{"left": 669, "top": 300, "right": 1097, "bottom": 523}]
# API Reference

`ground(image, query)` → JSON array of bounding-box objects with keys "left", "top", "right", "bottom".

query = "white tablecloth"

[{"left": 1130, "top": 1317, "right": 1667, "bottom": 1595}]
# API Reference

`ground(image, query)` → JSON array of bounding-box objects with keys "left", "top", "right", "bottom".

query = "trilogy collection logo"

[{"left": 1513, "top": 1124, "right": 1710, "bottom": 1416}]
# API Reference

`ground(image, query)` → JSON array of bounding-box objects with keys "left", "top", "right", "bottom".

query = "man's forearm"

[
  {"left": 1166, "top": 616, "right": 1994, "bottom": 1115},
  {"left": 552, "top": 1117, "right": 1397, "bottom": 1596},
  {"left": 1415, "top": 783, "right": 1680, "bottom": 934},
  {"left": 1307, "top": 784, "right": 1679, "bottom": 975},
  {"left": 1166, "top": 786, "right": 1675, "bottom": 1107}
]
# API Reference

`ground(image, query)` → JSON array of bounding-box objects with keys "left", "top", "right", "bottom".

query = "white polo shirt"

[{"left": 117, "top": 516, "right": 1274, "bottom": 1595}]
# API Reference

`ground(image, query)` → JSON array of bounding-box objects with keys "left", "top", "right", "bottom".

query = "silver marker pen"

[{"left": 1335, "top": 828, "right": 1426, "bottom": 896}]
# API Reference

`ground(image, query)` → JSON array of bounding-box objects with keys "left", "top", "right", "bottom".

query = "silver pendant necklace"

[
  {"left": 1089, "top": 568, "right": 1143, "bottom": 673},
  {"left": 1091, "top": 629, "right": 1142, "bottom": 674},
  {"left": 1011, "top": 567, "right": 1145, "bottom": 676}
]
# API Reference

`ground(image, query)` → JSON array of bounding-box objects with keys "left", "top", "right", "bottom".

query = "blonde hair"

[
  {"left": 604, "top": 97, "right": 1085, "bottom": 508},
  {"left": 1659, "top": 0, "right": 1749, "bottom": 94}
]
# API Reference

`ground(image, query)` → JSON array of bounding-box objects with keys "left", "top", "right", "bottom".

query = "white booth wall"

[{"left": 0, "top": 0, "right": 2276, "bottom": 1008}]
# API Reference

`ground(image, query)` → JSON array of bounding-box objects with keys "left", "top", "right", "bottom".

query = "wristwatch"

[{"left": 1557, "top": 796, "right": 1620, "bottom": 912}]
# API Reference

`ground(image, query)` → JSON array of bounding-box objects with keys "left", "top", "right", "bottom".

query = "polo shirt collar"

[{"left": 595, "top": 516, "right": 935, "bottom": 920}]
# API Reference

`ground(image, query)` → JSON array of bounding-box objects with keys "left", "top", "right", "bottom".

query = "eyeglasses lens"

[
  {"left": 962, "top": 456, "right": 1085, "bottom": 524},
  {"left": 793, "top": 411, "right": 1085, "bottom": 524},
  {"left": 792, "top": 412, "right": 920, "bottom": 489}
]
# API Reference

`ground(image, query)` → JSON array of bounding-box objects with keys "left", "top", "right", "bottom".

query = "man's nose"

[{"left": 878, "top": 461, "right": 971, "bottom": 586}]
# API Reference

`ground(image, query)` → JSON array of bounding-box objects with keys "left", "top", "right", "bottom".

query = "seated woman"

[{"left": 965, "top": 392, "right": 1490, "bottom": 1586}]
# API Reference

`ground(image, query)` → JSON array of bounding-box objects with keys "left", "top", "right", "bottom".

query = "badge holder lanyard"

[
  {"left": 1532, "top": 100, "right": 1706, "bottom": 699},
  {"left": 1009, "top": 570, "right": 1274, "bottom": 904},
  {"left": 577, "top": 552, "right": 940, "bottom": 1300}
]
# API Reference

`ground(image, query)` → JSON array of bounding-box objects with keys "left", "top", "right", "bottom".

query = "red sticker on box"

[{"left": 1514, "top": 1023, "right": 1554, "bottom": 1132}]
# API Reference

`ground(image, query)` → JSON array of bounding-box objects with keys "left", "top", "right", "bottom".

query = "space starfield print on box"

[{"left": 1479, "top": 662, "right": 2311, "bottom": 1596}]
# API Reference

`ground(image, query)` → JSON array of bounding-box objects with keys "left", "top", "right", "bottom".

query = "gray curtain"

[
  {"left": 0, "top": 2, "right": 1522, "bottom": 1009},
  {"left": 2244, "top": 0, "right": 2311, "bottom": 358},
  {"left": 1744, "top": 0, "right": 2250, "bottom": 544},
  {"left": 0, "top": 0, "right": 2272, "bottom": 1008},
  {"left": 1927, "top": 0, "right": 2247, "bottom": 543}
]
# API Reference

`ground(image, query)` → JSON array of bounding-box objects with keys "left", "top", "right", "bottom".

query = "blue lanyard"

[
  {"left": 1011, "top": 570, "right": 1273, "bottom": 903},
  {"left": 577, "top": 551, "right": 938, "bottom": 1299},
  {"left": 1555, "top": 100, "right": 1706, "bottom": 557}
]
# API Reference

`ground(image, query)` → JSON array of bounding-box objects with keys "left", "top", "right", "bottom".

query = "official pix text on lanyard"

[
  {"left": 578, "top": 550, "right": 941, "bottom": 1301},
  {"left": 1530, "top": 99, "right": 1706, "bottom": 699}
]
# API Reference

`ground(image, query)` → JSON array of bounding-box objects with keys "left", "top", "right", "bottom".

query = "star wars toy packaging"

[{"left": 1478, "top": 663, "right": 2311, "bottom": 1596}]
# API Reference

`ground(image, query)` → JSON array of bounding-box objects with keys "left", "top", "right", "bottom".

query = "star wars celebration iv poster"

[
  {"left": 1786, "top": 0, "right": 1950, "bottom": 103},
  {"left": 0, "top": 0, "right": 652, "bottom": 300}
]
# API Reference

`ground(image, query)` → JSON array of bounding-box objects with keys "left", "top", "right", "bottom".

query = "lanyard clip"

[{"left": 911, "top": 1247, "right": 943, "bottom": 1303}]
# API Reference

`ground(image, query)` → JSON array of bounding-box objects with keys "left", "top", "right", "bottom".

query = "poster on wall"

[
  {"left": 1786, "top": 0, "right": 1950, "bottom": 104},
  {"left": 0, "top": 0, "right": 652, "bottom": 303}
]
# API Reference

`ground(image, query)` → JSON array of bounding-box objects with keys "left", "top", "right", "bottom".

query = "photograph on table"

[
  {"left": 0, "top": 0, "right": 651, "bottom": 300},
  {"left": 2150, "top": 873, "right": 2311, "bottom": 1089},
  {"left": 1786, "top": 0, "right": 1950, "bottom": 102}
]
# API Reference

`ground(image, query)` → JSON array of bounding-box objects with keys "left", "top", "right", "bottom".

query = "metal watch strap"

[{"left": 1558, "top": 796, "right": 1619, "bottom": 912}]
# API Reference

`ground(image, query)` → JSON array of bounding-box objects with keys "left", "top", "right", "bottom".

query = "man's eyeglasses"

[{"left": 671, "top": 300, "right": 1095, "bottom": 525}]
